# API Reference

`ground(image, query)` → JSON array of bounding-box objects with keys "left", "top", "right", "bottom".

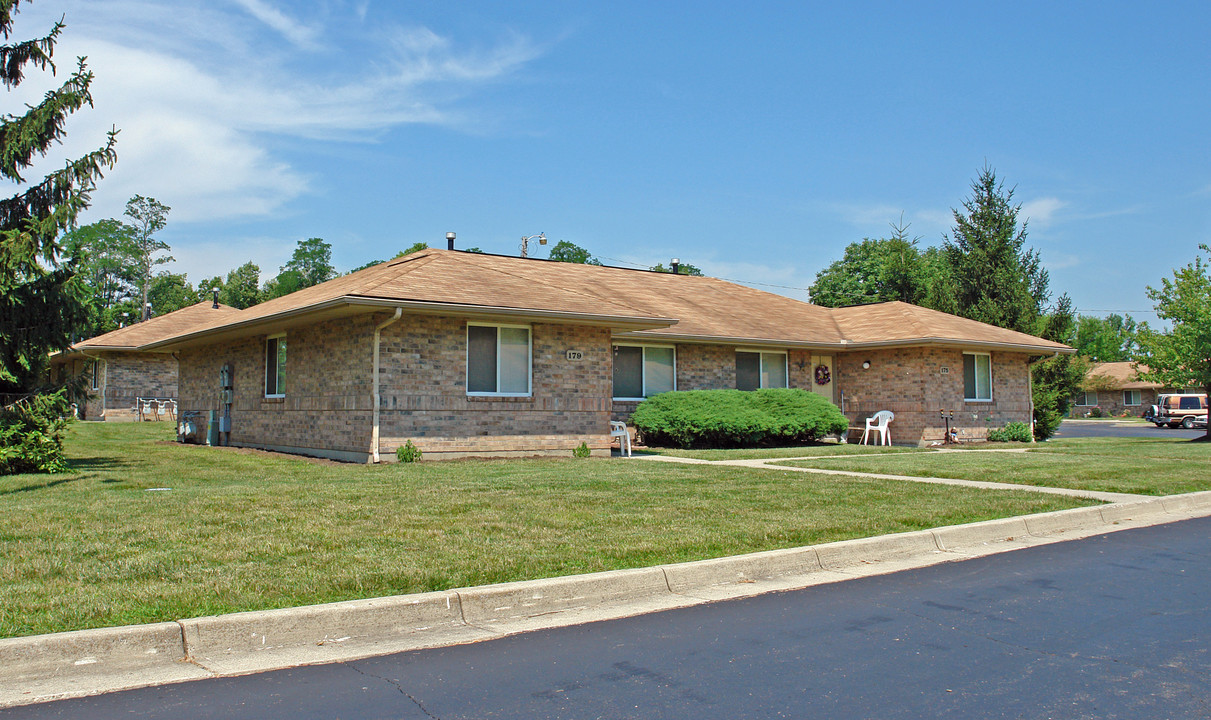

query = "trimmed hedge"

[{"left": 631, "top": 388, "right": 849, "bottom": 449}]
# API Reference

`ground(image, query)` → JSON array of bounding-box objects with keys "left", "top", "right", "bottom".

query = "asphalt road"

[
  {"left": 9, "top": 517, "right": 1210, "bottom": 720},
  {"left": 1054, "top": 419, "right": 1205, "bottom": 440}
]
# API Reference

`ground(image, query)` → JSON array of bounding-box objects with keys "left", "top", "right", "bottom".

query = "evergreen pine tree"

[
  {"left": 942, "top": 166, "right": 1049, "bottom": 334},
  {"left": 1, "top": 0, "right": 117, "bottom": 391}
]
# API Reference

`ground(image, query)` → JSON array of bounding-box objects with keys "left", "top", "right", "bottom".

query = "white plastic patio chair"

[
  {"left": 861, "top": 410, "right": 894, "bottom": 446},
  {"left": 609, "top": 421, "right": 632, "bottom": 457}
]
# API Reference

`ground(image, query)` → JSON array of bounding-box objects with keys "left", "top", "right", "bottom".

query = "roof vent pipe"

[
  {"left": 212, "top": 289, "right": 219, "bottom": 309},
  {"left": 446, "top": 231, "right": 456, "bottom": 251},
  {"left": 670, "top": 258, "right": 680, "bottom": 274}
]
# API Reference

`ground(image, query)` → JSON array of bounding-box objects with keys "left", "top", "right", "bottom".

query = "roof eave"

[{"left": 143, "top": 296, "right": 678, "bottom": 351}]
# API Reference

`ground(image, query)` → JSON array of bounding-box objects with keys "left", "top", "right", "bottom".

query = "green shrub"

[
  {"left": 0, "top": 391, "right": 72, "bottom": 475},
  {"left": 396, "top": 439, "right": 422, "bottom": 463},
  {"left": 630, "top": 388, "right": 849, "bottom": 449},
  {"left": 987, "top": 421, "right": 1032, "bottom": 443},
  {"left": 572, "top": 441, "right": 591, "bottom": 458}
]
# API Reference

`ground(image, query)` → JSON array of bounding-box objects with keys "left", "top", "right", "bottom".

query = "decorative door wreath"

[{"left": 813, "top": 364, "right": 831, "bottom": 385}]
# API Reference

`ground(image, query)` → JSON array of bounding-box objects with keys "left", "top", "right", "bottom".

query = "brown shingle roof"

[
  {"left": 70, "top": 301, "right": 242, "bottom": 350},
  {"left": 1087, "top": 361, "right": 1161, "bottom": 390},
  {"left": 141, "top": 249, "right": 1074, "bottom": 354},
  {"left": 830, "top": 302, "right": 1072, "bottom": 353}
]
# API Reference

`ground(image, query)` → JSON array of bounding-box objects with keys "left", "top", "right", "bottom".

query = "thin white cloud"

[
  {"left": 1019, "top": 197, "right": 1066, "bottom": 228},
  {"left": 230, "top": 0, "right": 320, "bottom": 48},
  {"left": 12, "top": 0, "right": 544, "bottom": 227}
]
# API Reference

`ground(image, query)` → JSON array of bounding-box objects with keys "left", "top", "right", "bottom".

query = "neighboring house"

[
  {"left": 49, "top": 301, "right": 241, "bottom": 421},
  {"left": 132, "top": 249, "right": 1071, "bottom": 460},
  {"left": 1073, "top": 361, "right": 1190, "bottom": 417}
]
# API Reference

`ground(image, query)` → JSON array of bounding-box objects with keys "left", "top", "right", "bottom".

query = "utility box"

[{"left": 218, "top": 415, "right": 232, "bottom": 433}]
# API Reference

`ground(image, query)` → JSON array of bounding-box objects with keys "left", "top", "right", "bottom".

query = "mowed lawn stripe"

[
  {"left": 2, "top": 422, "right": 1093, "bottom": 638},
  {"left": 776, "top": 438, "right": 1211, "bottom": 496}
]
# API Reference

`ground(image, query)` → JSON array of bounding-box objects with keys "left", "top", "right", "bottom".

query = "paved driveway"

[{"left": 1055, "top": 419, "right": 1205, "bottom": 440}]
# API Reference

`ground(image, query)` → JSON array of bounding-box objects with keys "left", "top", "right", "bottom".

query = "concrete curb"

[{"left": 5, "top": 491, "right": 1211, "bottom": 708}]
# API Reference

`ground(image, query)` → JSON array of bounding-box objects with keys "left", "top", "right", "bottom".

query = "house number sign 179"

[{"left": 566, "top": 350, "right": 584, "bottom": 361}]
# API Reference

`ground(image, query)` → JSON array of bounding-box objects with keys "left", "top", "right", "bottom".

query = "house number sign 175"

[{"left": 566, "top": 350, "right": 584, "bottom": 361}]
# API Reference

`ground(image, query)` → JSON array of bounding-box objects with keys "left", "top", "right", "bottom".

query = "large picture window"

[
  {"left": 467, "top": 324, "right": 531, "bottom": 396},
  {"left": 613, "top": 345, "right": 675, "bottom": 399},
  {"left": 736, "top": 351, "right": 787, "bottom": 391},
  {"left": 963, "top": 352, "right": 992, "bottom": 401},
  {"left": 265, "top": 335, "right": 286, "bottom": 397}
]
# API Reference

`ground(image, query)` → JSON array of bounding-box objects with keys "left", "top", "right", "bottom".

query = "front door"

[{"left": 809, "top": 355, "right": 834, "bottom": 405}]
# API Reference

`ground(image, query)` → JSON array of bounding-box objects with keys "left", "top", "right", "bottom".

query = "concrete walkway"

[{"left": 631, "top": 449, "right": 1146, "bottom": 503}]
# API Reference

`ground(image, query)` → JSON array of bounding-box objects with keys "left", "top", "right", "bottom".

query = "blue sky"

[{"left": 14, "top": 1, "right": 1211, "bottom": 323}]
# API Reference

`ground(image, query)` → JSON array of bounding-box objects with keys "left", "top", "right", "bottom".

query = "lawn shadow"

[
  {"left": 67, "top": 455, "right": 131, "bottom": 472},
  {"left": 0, "top": 474, "right": 83, "bottom": 496}
]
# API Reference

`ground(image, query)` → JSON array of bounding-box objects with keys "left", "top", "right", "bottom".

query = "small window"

[
  {"left": 1074, "top": 391, "right": 1098, "bottom": 407},
  {"left": 90, "top": 360, "right": 100, "bottom": 390},
  {"left": 265, "top": 335, "right": 286, "bottom": 397},
  {"left": 736, "top": 351, "right": 788, "bottom": 391},
  {"left": 467, "top": 324, "right": 531, "bottom": 396},
  {"left": 1123, "top": 390, "right": 1141, "bottom": 406},
  {"left": 613, "top": 345, "right": 675, "bottom": 399},
  {"left": 963, "top": 353, "right": 992, "bottom": 401}
]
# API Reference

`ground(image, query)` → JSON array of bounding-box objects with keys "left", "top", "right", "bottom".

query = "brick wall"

[
  {"left": 610, "top": 343, "right": 1035, "bottom": 446},
  {"left": 1070, "top": 388, "right": 1158, "bottom": 417},
  {"left": 179, "top": 312, "right": 615, "bottom": 461},
  {"left": 70, "top": 352, "right": 177, "bottom": 421},
  {"left": 837, "top": 348, "right": 1033, "bottom": 445},
  {"left": 377, "top": 317, "right": 612, "bottom": 458}
]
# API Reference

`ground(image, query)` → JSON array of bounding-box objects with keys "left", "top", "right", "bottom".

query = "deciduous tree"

[
  {"left": 123, "top": 195, "right": 172, "bottom": 321},
  {"left": 547, "top": 240, "right": 602, "bottom": 265},
  {"left": 1074, "top": 313, "right": 1138, "bottom": 362},
  {"left": 1135, "top": 244, "right": 1211, "bottom": 441}
]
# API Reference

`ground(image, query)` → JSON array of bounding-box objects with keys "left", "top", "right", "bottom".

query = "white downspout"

[
  {"left": 79, "top": 350, "right": 106, "bottom": 419},
  {"left": 371, "top": 308, "right": 403, "bottom": 463}
]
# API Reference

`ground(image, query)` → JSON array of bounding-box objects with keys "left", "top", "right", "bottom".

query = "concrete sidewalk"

[{"left": 3, "top": 487, "right": 1210, "bottom": 709}]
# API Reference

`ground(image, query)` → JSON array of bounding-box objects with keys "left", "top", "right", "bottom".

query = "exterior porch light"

[{"left": 862, "top": 360, "right": 871, "bottom": 369}]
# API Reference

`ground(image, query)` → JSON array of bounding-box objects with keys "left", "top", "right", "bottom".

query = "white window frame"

[
  {"left": 466, "top": 323, "right": 532, "bottom": 397},
  {"left": 963, "top": 352, "right": 993, "bottom": 402},
  {"left": 1123, "top": 389, "right": 1141, "bottom": 406},
  {"left": 1074, "top": 391, "right": 1098, "bottom": 407},
  {"left": 612, "top": 343, "right": 677, "bottom": 401},
  {"left": 90, "top": 360, "right": 101, "bottom": 391},
  {"left": 265, "top": 333, "right": 286, "bottom": 398},
  {"left": 737, "top": 349, "right": 789, "bottom": 390}
]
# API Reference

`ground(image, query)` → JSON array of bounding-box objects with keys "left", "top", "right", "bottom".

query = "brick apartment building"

[
  {"left": 123, "top": 249, "right": 1073, "bottom": 461},
  {"left": 50, "top": 301, "right": 241, "bottom": 421}
]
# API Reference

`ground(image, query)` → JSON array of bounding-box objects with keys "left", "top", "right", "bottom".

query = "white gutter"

[
  {"left": 371, "top": 308, "right": 403, "bottom": 463},
  {"left": 78, "top": 349, "right": 106, "bottom": 419}
]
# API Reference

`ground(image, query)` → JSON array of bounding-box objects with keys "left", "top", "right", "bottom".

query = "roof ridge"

[{"left": 354, "top": 252, "right": 440, "bottom": 296}]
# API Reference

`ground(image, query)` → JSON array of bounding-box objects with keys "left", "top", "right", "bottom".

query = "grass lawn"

[
  {"left": 640, "top": 444, "right": 928, "bottom": 460},
  {"left": 776, "top": 437, "right": 1211, "bottom": 496},
  {"left": 2, "top": 422, "right": 1095, "bottom": 639}
]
